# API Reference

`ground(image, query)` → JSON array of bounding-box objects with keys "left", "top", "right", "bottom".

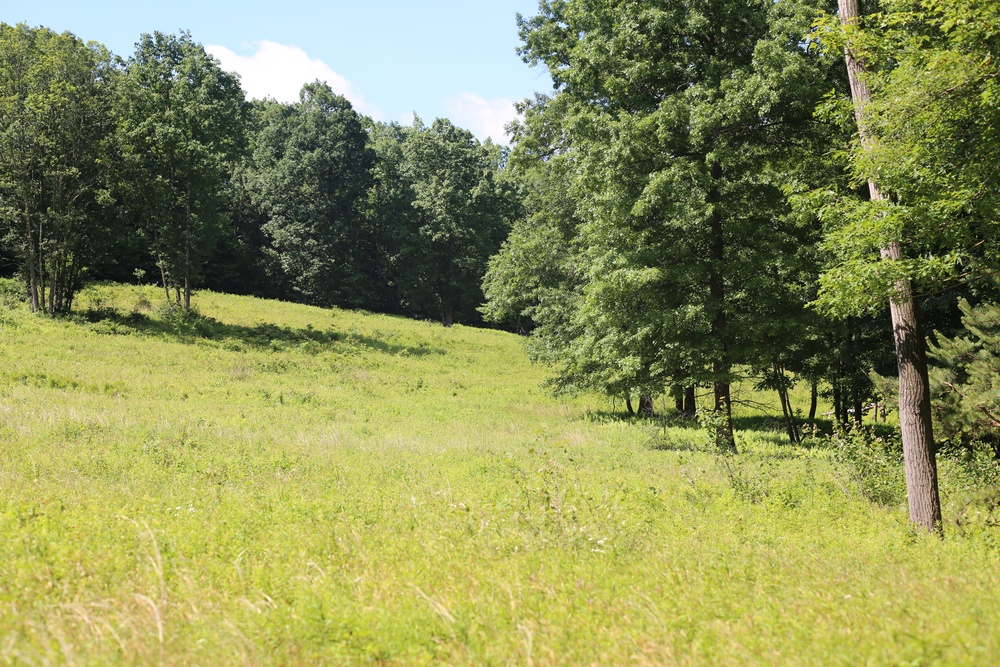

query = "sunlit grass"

[{"left": 1, "top": 283, "right": 997, "bottom": 665}]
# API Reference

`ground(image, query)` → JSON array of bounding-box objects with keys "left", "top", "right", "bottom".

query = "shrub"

[{"left": 829, "top": 425, "right": 905, "bottom": 507}]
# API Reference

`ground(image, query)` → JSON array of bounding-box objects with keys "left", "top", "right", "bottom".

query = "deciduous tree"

[
  {"left": 489, "top": 0, "right": 843, "bottom": 447},
  {"left": 0, "top": 24, "right": 117, "bottom": 313},
  {"left": 117, "top": 31, "right": 246, "bottom": 310},
  {"left": 247, "top": 83, "right": 373, "bottom": 307}
]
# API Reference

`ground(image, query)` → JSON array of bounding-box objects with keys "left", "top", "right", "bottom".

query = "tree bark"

[
  {"left": 684, "top": 386, "right": 697, "bottom": 417},
  {"left": 184, "top": 179, "right": 193, "bottom": 311},
  {"left": 775, "top": 363, "right": 800, "bottom": 444},
  {"left": 838, "top": 0, "right": 942, "bottom": 532},
  {"left": 158, "top": 259, "right": 171, "bottom": 304},
  {"left": 625, "top": 395, "right": 635, "bottom": 415},
  {"left": 707, "top": 162, "right": 736, "bottom": 452},
  {"left": 809, "top": 379, "right": 818, "bottom": 423},
  {"left": 638, "top": 395, "right": 655, "bottom": 417},
  {"left": 26, "top": 207, "right": 39, "bottom": 313}
]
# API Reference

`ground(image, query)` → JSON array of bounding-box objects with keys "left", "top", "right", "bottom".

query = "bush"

[
  {"left": 0, "top": 276, "right": 24, "bottom": 308},
  {"left": 829, "top": 425, "right": 906, "bottom": 507}
]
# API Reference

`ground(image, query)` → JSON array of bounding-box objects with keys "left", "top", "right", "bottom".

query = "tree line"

[
  {"left": 480, "top": 0, "right": 1000, "bottom": 532},
  {"left": 2, "top": 3, "right": 998, "bottom": 534},
  {"left": 0, "top": 25, "right": 519, "bottom": 325}
]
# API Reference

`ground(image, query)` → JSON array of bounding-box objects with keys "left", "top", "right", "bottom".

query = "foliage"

[
  {"left": 485, "top": 0, "right": 848, "bottom": 448},
  {"left": 248, "top": 84, "right": 374, "bottom": 307},
  {"left": 0, "top": 23, "right": 118, "bottom": 313},
  {"left": 811, "top": 0, "right": 1000, "bottom": 316},
  {"left": 399, "top": 117, "right": 518, "bottom": 326},
  {"left": 116, "top": 31, "right": 246, "bottom": 310},
  {"left": 829, "top": 424, "right": 907, "bottom": 507},
  {"left": 929, "top": 298, "right": 1000, "bottom": 457}
]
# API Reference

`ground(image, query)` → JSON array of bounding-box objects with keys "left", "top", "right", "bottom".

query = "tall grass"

[{"left": 0, "top": 283, "right": 997, "bottom": 665}]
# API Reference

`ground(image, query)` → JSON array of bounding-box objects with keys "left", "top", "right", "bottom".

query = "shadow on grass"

[
  {"left": 75, "top": 307, "right": 445, "bottom": 357},
  {"left": 579, "top": 410, "right": 710, "bottom": 452},
  {"left": 581, "top": 410, "right": 701, "bottom": 426}
]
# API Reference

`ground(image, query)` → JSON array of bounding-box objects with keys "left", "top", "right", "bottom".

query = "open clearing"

[{"left": 1, "top": 285, "right": 998, "bottom": 665}]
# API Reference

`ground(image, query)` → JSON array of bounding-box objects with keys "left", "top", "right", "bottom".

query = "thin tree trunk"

[
  {"left": 809, "top": 379, "right": 818, "bottom": 423},
  {"left": 713, "top": 365, "right": 735, "bottom": 452},
  {"left": 785, "top": 385, "right": 799, "bottom": 444},
  {"left": 38, "top": 218, "right": 48, "bottom": 315},
  {"left": 159, "top": 260, "right": 170, "bottom": 304},
  {"left": 774, "top": 362, "right": 800, "bottom": 444},
  {"left": 707, "top": 162, "right": 736, "bottom": 452},
  {"left": 26, "top": 220, "right": 39, "bottom": 313},
  {"left": 833, "top": 379, "right": 843, "bottom": 426},
  {"left": 684, "top": 386, "right": 696, "bottom": 417},
  {"left": 625, "top": 395, "right": 635, "bottom": 415},
  {"left": 838, "top": 0, "right": 941, "bottom": 532},
  {"left": 184, "top": 184, "right": 192, "bottom": 311}
]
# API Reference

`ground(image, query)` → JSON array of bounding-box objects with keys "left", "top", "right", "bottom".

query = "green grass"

[{"left": 1, "top": 283, "right": 998, "bottom": 665}]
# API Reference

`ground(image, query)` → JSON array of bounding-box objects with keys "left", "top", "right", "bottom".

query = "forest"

[
  {"left": 0, "top": 0, "right": 1000, "bottom": 664},
  {"left": 0, "top": 26, "right": 519, "bottom": 326},
  {"left": 6, "top": 0, "right": 997, "bottom": 532}
]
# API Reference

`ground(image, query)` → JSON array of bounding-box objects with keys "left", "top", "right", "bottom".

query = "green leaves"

[
  {"left": 0, "top": 23, "right": 119, "bottom": 313},
  {"left": 396, "top": 117, "right": 518, "bottom": 326},
  {"left": 811, "top": 0, "right": 1000, "bottom": 316},
  {"left": 117, "top": 31, "right": 247, "bottom": 309},
  {"left": 248, "top": 84, "right": 373, "bottom": 307},
  {"left": 929, "top": 298, "right": 1000, "bottom": 454},
  {"left": 489, "top": 0, "right": 843, "bottom": 404}
]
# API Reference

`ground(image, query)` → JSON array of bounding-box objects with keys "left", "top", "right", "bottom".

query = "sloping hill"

[{"left": 1, "top": 284, "right": 998, "bottom": 665}]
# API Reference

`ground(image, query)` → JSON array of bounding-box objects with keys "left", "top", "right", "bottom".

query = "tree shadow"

[
  {"left": 581, "top": 409, "right": 700, "bottom": 426},
  {"left": 75, "top": 307, "right": 446, "bottom": 357},
  {"left": 578, "top": 410, "right": 710, "bottom": 451}
]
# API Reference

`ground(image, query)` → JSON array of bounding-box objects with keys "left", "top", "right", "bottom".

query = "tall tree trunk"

[
  {"left": 184, "top": 244, "right": 191, "bottom": 311},
  {"left": 158, "top": 259, "right": 171, "bottom": 304},
  {"left": 37, "top": 218, "right": 48, "bottom": 314},
  {"left": 809, "top": 379, "right": 818, "bottom": 423},
  {"left": 625, "top": 395, "right": 635, "bottom": 415},
  {"left": 838, "top": 0, "right": 942, "bottom": 532},
  {"left": 684, "top": 385, "right": 696, "bottom": 417},
  {"left": 26, "top": 218, "right": 39, "bottom": 313},
  {"left": 707, "top": 162, "right": 736, "bottom": 452},
  {"left": 184, "top": 183, "right": 192, "bottom": 311},
  {"left": 774, "top": 362, "right": 800, "bottom": 444},
  {"left": 638, "top": 395, "right": 655, "bottom": 417}
]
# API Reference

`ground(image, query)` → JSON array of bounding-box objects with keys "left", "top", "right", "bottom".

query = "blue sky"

[{"left": 4, "top": 0, "right": 553, "bottom": 143}]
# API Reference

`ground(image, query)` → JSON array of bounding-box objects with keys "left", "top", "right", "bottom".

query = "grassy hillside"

[{"left": 1, "top": 284, "right": 998, "bottom": 665}]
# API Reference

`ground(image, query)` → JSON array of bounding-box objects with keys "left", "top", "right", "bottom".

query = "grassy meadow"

[{"left": 1, "top": 283, "right": 998, "bottom": 665}]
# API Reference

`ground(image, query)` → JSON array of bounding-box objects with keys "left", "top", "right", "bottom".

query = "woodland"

[
  {"left": 2, "top": 1, "right": 1000, "bottom": 662},
  {"left": 1, "top": 0, "right": 999, "bottom": 545}
]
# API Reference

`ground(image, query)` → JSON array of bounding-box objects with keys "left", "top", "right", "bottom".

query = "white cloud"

[
  {"left": 205, "top": 40, "right": 380, "bottom": 118},
  {"left": 444, "top": 93, "right": 517, "bottom": 144}
]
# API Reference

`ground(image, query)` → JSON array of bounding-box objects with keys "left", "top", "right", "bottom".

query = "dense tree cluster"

[
  {"left": 0, "top": 24, "right": 518, "bottom": 325},
  {"left": 2, "top": 2, "right": 998, "bottom": 533},
  {"left": 483, "top": 0, "right": 1000, "bottom": 530}
]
